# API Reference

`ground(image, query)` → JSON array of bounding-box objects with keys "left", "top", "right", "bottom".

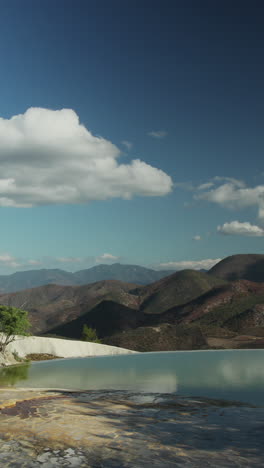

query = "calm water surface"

[{"left": 0, "top": 350, "right": 263, "bottom": 405}]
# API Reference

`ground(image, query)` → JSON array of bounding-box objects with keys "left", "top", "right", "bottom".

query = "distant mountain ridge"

[
  {"left": 0, "top": 263, "right": 175, "bottom": 293},
  {"left": 1, "top": 253, "right": 263, "bottom": 294},
  {"left": 74, "top": 263, "right": 174, "bottom": 285}
]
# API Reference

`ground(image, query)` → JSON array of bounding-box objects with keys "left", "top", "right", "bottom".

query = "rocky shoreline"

[{"left": 0, "top": 388, "right": 263, "bottom": 467}]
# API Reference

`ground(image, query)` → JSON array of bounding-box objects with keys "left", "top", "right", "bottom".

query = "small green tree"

[
  {"left": 82, "top": 325, "right": 101, "bottom": 343},
  {"left": 0, "top": 306, "right": 31, "bottom": 355}
]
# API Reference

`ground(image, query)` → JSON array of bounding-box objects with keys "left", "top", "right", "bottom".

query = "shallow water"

[{"left": 1, "top": 349, "right": 263, "bottom": 405}]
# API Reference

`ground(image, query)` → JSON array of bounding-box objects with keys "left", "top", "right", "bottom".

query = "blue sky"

[{"left": 0, "top": 0, "right": 263, "bottom": 273}]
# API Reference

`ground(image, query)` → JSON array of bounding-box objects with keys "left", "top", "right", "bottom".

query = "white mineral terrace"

[{"left": 1, "top": 335, "right": 136, "bottom": 365}]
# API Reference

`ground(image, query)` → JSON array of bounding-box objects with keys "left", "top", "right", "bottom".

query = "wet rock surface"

[{"left": 0, "top": 389, "right": 263, "bottom": 467}]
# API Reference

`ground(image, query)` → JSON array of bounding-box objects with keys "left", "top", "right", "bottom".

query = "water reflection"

[
  {"left": 218, "top": 357, "right": 264, "bottom": 386},
  {"left": 0, "top": 350, "right": 263, "bottom": 405},
  {"left": 8, "top": 360, "right": 178, "bottom": 393},
  {"left": 0, "top": 363, "right": 30, "bottom": 386}
]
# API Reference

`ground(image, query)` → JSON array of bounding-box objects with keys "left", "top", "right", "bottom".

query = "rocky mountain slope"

[
  {"left": 0, "top": 269, "right": 224, "bottom": 336},
  {"left": 104, "top": 323, "right": 207, "bottom": 352},
  {"left": 153, "top": 279, "right": 264, "bottom": 328},
  {"left": 0, "top": 281, "right": 139, "bottom": 334},
  {"left": 46, "top": 274, "right": 264, "bottom": 351},
  {"left": 135, "top": 269, "right": 226, "bottom": 314},
  {"left": 103, "top": 280, "right": 264, "bottom": 351}
]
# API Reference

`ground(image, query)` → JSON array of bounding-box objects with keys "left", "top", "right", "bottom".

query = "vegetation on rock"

[
  {"left": 0, "top": 363, "right": 30, "bottom": 385},
  {"left": 82, "top": 325, "right": 101, "bottom": 343}
]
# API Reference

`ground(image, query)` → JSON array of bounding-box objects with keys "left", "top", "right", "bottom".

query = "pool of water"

[{"left": 0, "top": 349, "right": 263, "bottom": 405}]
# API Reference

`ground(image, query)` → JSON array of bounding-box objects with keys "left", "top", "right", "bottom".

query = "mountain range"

[
  {"left": 0, "top": 270, "right": 221, "bottom": 333},
  {"left": 0, "top": 263, "right": 174, "bottom": 293},
  {"left": 0, "top": 254, "right": 264, "bottom": 351}
]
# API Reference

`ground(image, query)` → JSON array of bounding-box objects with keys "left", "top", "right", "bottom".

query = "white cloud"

[
  {"left": 96, "top": 253, "right": 120, "bottom": 264},
  {"left": 156, "top": 258, "right": 222, "bottom": 271},
  {"left": 56, "top": 257, "right": 82, "bottom": 263},
  {"left": 197, "top": 182, "right": 214, "bottom": 190},
  {"left": 192, "top": 235, "right": 202, "bottom": 241},
  {"left": 28, "top": 255, "right": 95, "bottom": 271},
  {"left": 27, "top": 259, "right": 42, "bottom": 266},
  {"left": 0, "top": 252, "right": 120, "bottom": 273},
  {"left": 0, "top": 108, "right": 173, "bottom": 207},
  {"left": 147, "top": 130, "right": 168, "bottom": 139},
  {"left": 0, "top": 253, "right": 21, "bottom": 268},
  {"left": 121, "top": 140, "right": 133, "bottom": 150},
  {"left": 217, "top": 220, "right": 264, "bottom": 237},
  {"left": 195, "top": 178, "right": 264, "bottom": 219},
  {"left": 213, "top": 176, "right": 245, "bottom": 188}
]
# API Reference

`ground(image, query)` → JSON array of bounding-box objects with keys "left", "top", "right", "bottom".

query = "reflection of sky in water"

[
  {"left": 9, "top": 358, "right": 178, "bottom": 393},
  {"left": 0, "top": 350, "right": 263, "bottom": 405}
]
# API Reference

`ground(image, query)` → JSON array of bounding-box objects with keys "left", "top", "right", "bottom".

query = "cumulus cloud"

[
  {"left": 192, "top": 235, "right": 202, "bottom": 241},
  {"left": 95, "top": 253, "right": 120, "bottom": 264},
  {"left": 147, "top": 130, "right": 168, "bottom": 139},
  {"left": 156, "top": 258, "right": 222, "bottom": 271},
  {"left": 217, "top": 221, "right": 264, "bottom": 237},
  {"left": 195, "top": 178, "right": 264, "bottom": 219},
  {"left": 0, "top": 253, "right": 21, "bottom": 268},
  {"left": 0, "top": 108, "right": 173, "bottom": 207},
  {"left": 121, "top": 140, "right": 133, "bottom": 150}
]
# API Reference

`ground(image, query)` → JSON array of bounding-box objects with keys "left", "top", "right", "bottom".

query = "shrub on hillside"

[{"left": 81, "top": 325, "right": 101, "bottom": 343}]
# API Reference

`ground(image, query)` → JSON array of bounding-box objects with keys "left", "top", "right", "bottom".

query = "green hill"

[
  {"left": 138, "top": 269, "right": 226, "bottom": 314},
  {"left": 208, "top": 254, "right": 264, "bottom": 282},
  {"left": 48, "top": 300, "right": 144, "bottom": 340}
]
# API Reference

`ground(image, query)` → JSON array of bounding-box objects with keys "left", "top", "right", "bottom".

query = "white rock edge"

[{"left": 0, "top": 334, "right": 136, "bottom": 366}]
